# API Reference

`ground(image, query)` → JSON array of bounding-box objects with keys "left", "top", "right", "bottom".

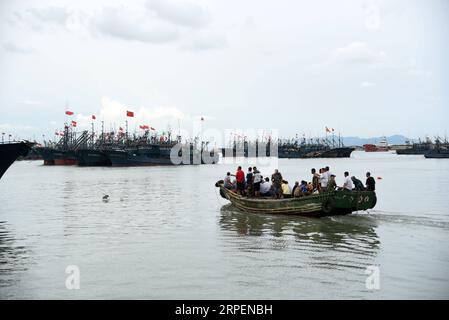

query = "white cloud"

[
  {"left": 102, "top": 96, "right": 184, "bottom": 121},
  {"left": 2, "top": 42, "right": 35, "bottom": 54},
  {"left": 180, "top": 31, "right": 227, "bottom": 51},
  {"left": 18, "top": 100, "right": 43, "bottom": 106},
  {"left": 10, "top": 3, "right": 225, "bottom": 49},
  {"left": 146, "top": 0, "right": 210, "bottom": 28},
  {"left": 363, "top": 3, "right": 381, "bottom": 30},
  {"left": 360, "top": 81, "right": 376, "bottom": 88},
  {"left": 91, "top": 6, "right": 179, "bottom": 44},
  {"left": 70, "top": 97, "right": 185, "bottom": 132},
  {"left": 332, "top": 41, "right": 387, "bottom": 65},
  {"left": 0, "top": 123, "right": 39, "bottom": 141},
  {"left": 12, "top": 6, "right": 69, "bottom": 31}
]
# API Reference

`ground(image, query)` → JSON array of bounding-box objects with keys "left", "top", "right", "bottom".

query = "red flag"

[
  {"left": 60, "top": 132, "right": 65, "bottom": 136},
  {"left": 126, "top": 111, "right": 134, "bottom": 117},
  {"left": 325, "top": 126, "right": 331, "bottom": 133},
  {"left": 92, "top": 115, "right": 96, "bottom": 120},
  {"left": 65, "top": 111, "right": 74, "bottom": 116},
  {"left": 71, "top": 121, "right": 77, "bottom": 127}
]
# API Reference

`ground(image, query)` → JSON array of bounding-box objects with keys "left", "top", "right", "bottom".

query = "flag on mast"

[
  {"left": 126, "top": 110, "right": 134, "bottom": 117},
  {"left": 65, "top": 111, "right": 74, "bottom": 116}
]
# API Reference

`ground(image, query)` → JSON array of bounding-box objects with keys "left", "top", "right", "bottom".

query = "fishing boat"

[
  {"left": 215, "top": 181, "right": 377, "bottom": 217},
  {"left": 396, "top": 137, "right": 434, "bottom": 155},
  {"left": 424, "top": 138, "right": 449, "bottom": 159},
  {"left": 363, "top": 136, "right": 390, "bottom": 152},
  {"left": 0, "top": 141, "right": 34, "bottom": 180}
]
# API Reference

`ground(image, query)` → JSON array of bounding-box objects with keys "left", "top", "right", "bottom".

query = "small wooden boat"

[{"left": 215, "top": 181, "right": 377, "bottom": 217}]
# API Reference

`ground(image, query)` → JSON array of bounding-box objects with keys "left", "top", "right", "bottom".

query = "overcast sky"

[{"left": 0, "top": 0, "right": 448, "bottom": 142}]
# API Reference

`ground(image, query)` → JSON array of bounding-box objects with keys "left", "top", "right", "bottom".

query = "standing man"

[
  {"left": 366, "top": 172, "right": 376, "bottom": 191},
  {"left": 253, "top": 166, "right": 262, "bottom": 197},
  {"left": 236, "top": 166, "right": 245, "bottom": 195},
  {"left": 271, "top": 169, "right": 283, "bottom": 199},
  {"left": 311, "top": 168, "right": 320, "bottom": 192},
  {"left": 320, "top": 167, "right": 329, "bottom": 192},
  {"left": 246, "top": 167, "right": 253, "bottom": 196}
]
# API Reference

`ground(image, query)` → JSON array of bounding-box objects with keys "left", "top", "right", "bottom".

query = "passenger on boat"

[
  {"left": 224, "top": 172, "right": 235, "bottom": 189},
  {"left": 351, "top": 176, "right": 364, "bottom": 190},
  {"left": 281, "top": 180, "right": 291, "bottom": 196},
  {"left": 271, "top": 169, "right": 283, "bottom": 199},
  {"left": 311, "top": 168, "right": 320, "bottom": 192},
  {"left": 307, "top": 182, "right": 314, "bottom": 193},
  {"left": 365, "top": 172, "right": 376, "bottom": 191},
  {"left": 260, "top": 177, "right": 272, "bottom": 196},
  {"left": 236, "top": 166, "right": 245, "bottom": 195},
  {"left": 300, "top": 180, "right": 309, "bottom": 194},
  {"left": 253, "top": 166, "right": 262, "bottom": 197},
  {"left": 293, "top": 181, "right": 309, "bottom": 197},
  {"left": 292, "top": 181, "right": 299, "bottom": 196},
  {"left": 328, "top": 174, "right": 337, "bottom": 191},
  {"left": 320, "top": 167, "right": 329, "bottom": 192},
  {"left": 339, "top": 171, "right": 353, "bottom": 191},
  {"left": 246, "top": 167, "right": 253, "bottom": 196}
]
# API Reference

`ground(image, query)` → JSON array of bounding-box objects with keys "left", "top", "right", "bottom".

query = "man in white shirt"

[
  {"left": 224, "top": 172, "right": 235, "bottom": 189},
  {"left": 253, "top": 166, "right": 263, "bottom": 197},
  {"left": 320, "top": 167, "right": 329, "bottom": 192},
  {"left": 341, "top": 171, "right": 353, "bottom": 191},
  {"left": 260, "top": 177, "right": 272, "bottom": 196}
]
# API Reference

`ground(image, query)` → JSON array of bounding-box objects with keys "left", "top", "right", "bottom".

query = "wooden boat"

[{"left": 215, "top": 181, "right": 377, "bottom": 217}]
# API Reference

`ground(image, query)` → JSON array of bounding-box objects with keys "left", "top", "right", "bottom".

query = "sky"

[{"left": 0, "top": 0, "right": 448, "bottom": 143}]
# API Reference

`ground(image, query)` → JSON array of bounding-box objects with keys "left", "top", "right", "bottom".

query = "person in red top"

[{"left": 235, "top": 166, "right": 245, "bottom": 195}]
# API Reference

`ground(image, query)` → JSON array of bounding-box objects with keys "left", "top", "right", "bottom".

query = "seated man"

[
  {"left": 260, "top": 177, "right": 272, "bottom": 196},
  {"left": 327, "top": 174, "right": 337, "bottom": 191},
  {"left": 339, "top": 171, "right": 353, "bottom": 191},
  {"left": 293, "top": 181, "right": 308, "bottom": 197},
  {"left": 351, "top": 176, "right": 364, "bottom": 191},
  {"left": 307, "top": 182, "right": 314, "bottom": 194},
  {"left": 281, "top": 180, "right": 291, "bottom": 196},
  {"left": 291, "top": 181, "right": 300, "bottom": 196},
  {"left": 224, "top": 172, "right": 235, "bottom": 190}
]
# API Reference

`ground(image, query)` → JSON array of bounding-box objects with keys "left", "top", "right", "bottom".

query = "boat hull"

[
  {"left": 363, "top": 144, "right": 390, "bottom": 152},
  {"left": 105, "top": 147, "right": 219, "bottom": 166},
  {"left": 52, "top": 150, "right": 78, "bottom": 165},
  {"left": 0, "top": 142, "right": 33, "bottom": 180},
  {"left": 216, "top": 183, "right": 376, "bottom": 217},
  {"left": 396, "top": 149, "right": 430, "bottom": 155},
  {"left": 76, "top": 149, "right": 112, "bottom": 166},
  {"left": 424, "top": 151, "right": 449, "bottom": 159},
  {"left": 35, "top": 148, "right": 78, "bottom": 165}
]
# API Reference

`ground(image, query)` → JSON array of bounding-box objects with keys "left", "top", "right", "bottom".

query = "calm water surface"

[{"left": 0, "top": 151, "right": 448, "bottom": 299}]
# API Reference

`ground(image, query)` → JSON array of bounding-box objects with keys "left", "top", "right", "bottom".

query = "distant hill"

[{"left": 342, "top": 135, "right": 409, "bottom": 146}]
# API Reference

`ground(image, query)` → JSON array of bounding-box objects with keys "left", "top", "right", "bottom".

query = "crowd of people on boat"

[{"left": 223, "top": 166, "right": 376, "bottom": 198}]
